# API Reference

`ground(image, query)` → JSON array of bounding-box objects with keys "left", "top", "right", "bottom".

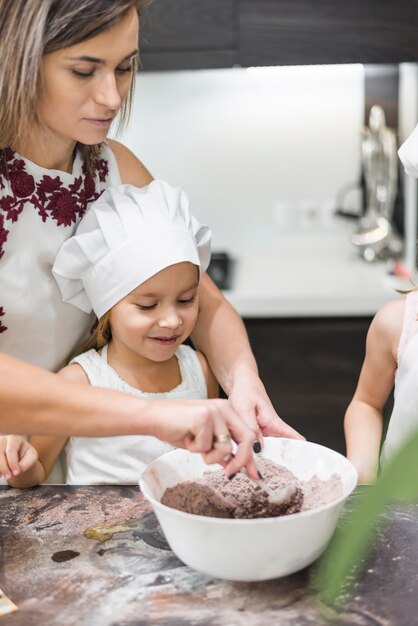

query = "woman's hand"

[
  {"left": 150, "top": 398, "right": 259, "bottom": 479},
  {"left": 0, "top": 435, "right": 38, "bottom": 480},
  {"left": 228, "top": 374, "right": 305, "bottom": 448}
]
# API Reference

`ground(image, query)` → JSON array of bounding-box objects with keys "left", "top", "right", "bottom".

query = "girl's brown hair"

[
  {"left": 70, "top": 312, "right": 113, "bottom": 359},
  {"left": 0, "top": 0, "right": 149, "bottom": 173}
]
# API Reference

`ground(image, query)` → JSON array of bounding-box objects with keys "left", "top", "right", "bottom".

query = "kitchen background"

[
  {"left": 110, "top": 0, "right": 418, "bottom": 455},
  {"left": 118, "top": 64, "right": 364, "bottom": 251}
]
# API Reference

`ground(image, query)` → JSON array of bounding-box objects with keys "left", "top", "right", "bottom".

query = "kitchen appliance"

[
  {"left": 206, "top": 251, "right": 233, "bottom": 290},
  {"left": 352, "top": 105, "right": 399, "bottom": 261}
]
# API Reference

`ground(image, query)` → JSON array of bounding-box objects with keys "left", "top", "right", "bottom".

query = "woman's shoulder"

[{"left": 106, "top": 139, "right": 153, "bottom": 187}]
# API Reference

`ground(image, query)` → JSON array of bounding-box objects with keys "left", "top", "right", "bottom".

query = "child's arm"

[
  {"left": 344, "top": 299, "right": 403, "bottom": 483},
  {"left": 6, "top": 433, "right": 67, "bottom": 488},
  {"left": 196, "top": 351, "right": 219, "bottom": 399},
  {"left": 0, "top": 435, "right": 38, "bottom": 481},
  {"left": 7, "top": 363, "right": 90, "bottom": 488}
]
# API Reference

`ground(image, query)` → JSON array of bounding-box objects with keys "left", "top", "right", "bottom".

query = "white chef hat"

[{"left": 52, "top": 180, "right": 212, "bottom": 319}]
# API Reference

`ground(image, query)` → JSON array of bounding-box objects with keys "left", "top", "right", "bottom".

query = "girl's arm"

[
  {"left": 6, "top": 363, "right": 90, "bottom": 488},
  {"left": 6, "top": 434, "right": 67, "bottom": 488},
  {"left": 344, "top": 299, "right": 403, "bottom": 483},
  {"left": 196, "top": 350, "right": 219, "bottom": 399},
  {"left": 0, "top": 435, "right": 38, "bottom": 482}
]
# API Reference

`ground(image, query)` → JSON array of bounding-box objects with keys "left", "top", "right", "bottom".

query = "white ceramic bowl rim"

[{"left": 140, "top": 438, "right": 358, "bottom": 525}]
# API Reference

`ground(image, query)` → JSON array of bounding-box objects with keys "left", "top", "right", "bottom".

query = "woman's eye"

[
  {"left": 116, "top": 63, "right": 134, "bottom": 74},
  {"left": 72, "top": 69, "right": 94, "bottom": 78},
  {"left": 71, "top": 63, "right": 133, "bottom": 79}
]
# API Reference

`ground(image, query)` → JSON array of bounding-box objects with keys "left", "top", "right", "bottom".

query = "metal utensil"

[
  {"left": 351, "top": 215, "right": 391, "bottom": 261},
  {"left": 255, "top": 478, "right": 297, "bottom": 505}
]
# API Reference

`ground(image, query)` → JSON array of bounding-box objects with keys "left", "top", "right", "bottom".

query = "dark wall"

[{"left": 243, "top": 317, "right": 393, "bottom": 454}]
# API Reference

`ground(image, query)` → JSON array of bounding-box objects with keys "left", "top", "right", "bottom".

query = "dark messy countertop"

[{"left": 0, "top": 485, "right": 417, "bottom": 626}]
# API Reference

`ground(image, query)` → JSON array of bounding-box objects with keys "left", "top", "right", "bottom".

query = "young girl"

[
  {"left": 4, "top": 180, "right": 223, "bottom": 486},
  {"left": 345, "top": 123, "right": 418, "bottom": 483},
  {"left": 0, "top": 0, "right": 301, "bottom": 471}
]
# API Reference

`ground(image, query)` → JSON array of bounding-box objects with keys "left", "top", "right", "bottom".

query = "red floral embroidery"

[
  {"left": 0, "top": 213, "right": 9, "bottom": 260},
  {"left": 0, "top": 148, "right": 109, "bottom": 334},
  {"left": 10, "top": 169, "right": 36, "bottom": 198},
  {"left": 0, "top": 307, "right": 7, "bottom": 333}
]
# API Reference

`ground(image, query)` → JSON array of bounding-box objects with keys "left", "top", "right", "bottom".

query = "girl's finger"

[
  {"left": 0, "top": 451, "right": 13, "bottom": 479},
  {"left": 0, "top": 456, "right": 12, "bottom": 479},
  {"left": 5, "top": 437, "right": 22, "bottom": 476},
  {"left": 19, "top": 445, "right": 38, "bottom": 473}
]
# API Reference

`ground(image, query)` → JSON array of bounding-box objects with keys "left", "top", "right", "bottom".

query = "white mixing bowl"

[{"left": 139, "top": 437, "right": 357, "bottom": 581}]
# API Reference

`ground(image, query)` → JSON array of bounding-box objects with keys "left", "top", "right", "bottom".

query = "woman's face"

[{"left": 37, "top": 7, "right": 139, "bottom": 147}]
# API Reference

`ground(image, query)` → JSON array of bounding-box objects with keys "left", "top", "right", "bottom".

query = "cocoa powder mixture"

[{"left": 161, "top": 457, "right": 343, "bottom": 519}]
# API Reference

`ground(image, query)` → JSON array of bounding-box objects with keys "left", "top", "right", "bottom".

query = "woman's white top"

[
  {"left": 0, "top": 145, "right": 121, "bottom": 372},
  {"left": 65, "top": 343, "right": 208, "bottom": 484},
  {"left": 380, "top": 291, "right": 418, "bottom": 465}
]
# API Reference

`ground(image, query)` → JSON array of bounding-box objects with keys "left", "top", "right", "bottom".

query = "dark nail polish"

[
  {"left": 257, "top": 470, "right": 264, "bottom": 480},
  {"left": 228, "top": 473, "right": 237, "bottom": 481},
  {"left": 253, "top": 441, "right": 262, "bottom": 453}
]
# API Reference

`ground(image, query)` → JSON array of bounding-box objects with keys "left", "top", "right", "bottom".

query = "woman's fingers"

[
  {"left": 201, "top": 431, "right": 234, "bottom": 467},
  {"left": 197, "top": 399, "right": 258, "bottom": 478},
  {"left": 153, "top": 398, "right": 258, "bottom": 476},
  {"left": 223, "top": 410, "right": 258, "bottom": 479},
  {"left": 185, "top": 410, "right": 214, "bottom": 454},
  {"left": 181, "top": 399, "right": 257, "bottom": 475}
]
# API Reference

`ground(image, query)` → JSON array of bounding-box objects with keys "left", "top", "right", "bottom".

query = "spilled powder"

[{"left": 161, "top": 457, "right": 343, "bottom": 519}]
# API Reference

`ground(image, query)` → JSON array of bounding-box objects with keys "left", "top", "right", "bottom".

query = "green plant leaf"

[{"left": 312, "top": 429, "right": 418, "bottom": 609}]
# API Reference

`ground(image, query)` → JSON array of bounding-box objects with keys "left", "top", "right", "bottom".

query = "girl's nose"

[
  {"left": 94, "top": 73, "right": 122, "bottom": 110},
  {"left": 158, "top": 307, "right": 183, "bottom": 329}
]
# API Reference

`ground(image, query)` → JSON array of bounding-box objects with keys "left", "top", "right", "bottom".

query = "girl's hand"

[
  {"left": 151, "top": 398, "right": 259, "bottom": 479},
  {"left": 228, "top": 374, "right": 305, "bottom": 449},
  {"left": 0, "top": 435, "right": 39, "bottom": 480}
]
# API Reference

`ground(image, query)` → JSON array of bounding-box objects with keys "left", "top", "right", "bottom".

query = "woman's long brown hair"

[{"left": 0, "top": 0, "right": 149, "bottom": 173}]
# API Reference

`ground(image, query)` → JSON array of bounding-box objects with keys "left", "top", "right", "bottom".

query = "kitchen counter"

[
  {"left": 222, "top": 220, "right": 413, "bottom": 318},
  {"left": 0, "top": 485, "right": 417, "bottom": 625}
]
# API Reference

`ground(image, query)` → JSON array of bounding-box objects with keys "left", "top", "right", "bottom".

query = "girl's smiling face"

[
  {"left": 37, "top": 7, "right": 138, "bottom": 148},
  {"left": 109, "top": 262, "right": 200, "bottom": 364}
]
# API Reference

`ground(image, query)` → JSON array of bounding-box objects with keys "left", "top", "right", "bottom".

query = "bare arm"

[
  {"left": 0, "top": 353, "right": 259, "bottom": 478},
  {"left": 6, "top": 434, "right": 66, "bottom": 488},
  {"left": 107, "top": 139, "right": 153, "bottom": 186},
  {"left": 6, "top": 363, "right": 89, "bottom": 488},
  {"left": 191, "top": 273, "right": 303, "bottom": 443},
  {"left": 0, "top": 353, "right": 155, "bottom": 437},
  {"left": 344, "top": 299, "right": 403, "bottom": 483}
]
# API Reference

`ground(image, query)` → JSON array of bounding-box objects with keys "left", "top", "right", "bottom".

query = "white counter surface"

[{"left": 221, "top": 220, "right": 413, "bottom": 318}]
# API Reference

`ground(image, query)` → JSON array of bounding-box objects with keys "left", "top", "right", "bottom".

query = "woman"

[{"left": 0, "top": 0, "right": 301, "bottom": 477}]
